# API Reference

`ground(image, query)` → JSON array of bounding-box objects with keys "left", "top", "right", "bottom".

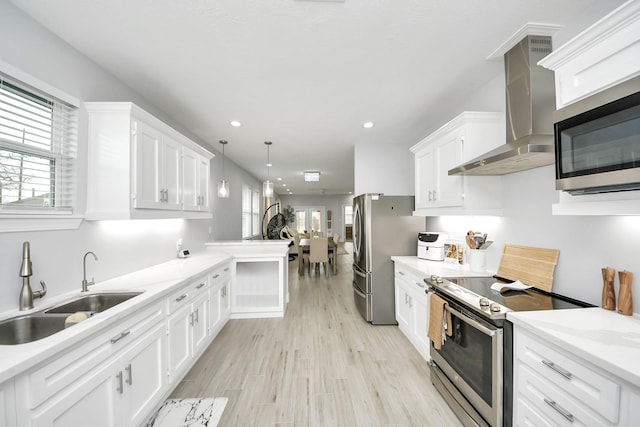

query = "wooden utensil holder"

[
  {"left": 617, "top": 270, "right": 633, "bottom": 316},
  {"left": 601, "top": 267, "right": 616, "bottom": 311}
]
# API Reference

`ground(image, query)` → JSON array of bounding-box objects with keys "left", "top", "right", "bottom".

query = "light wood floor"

[{"left": 171, "top": 243, "right": 462, "bottom": 426}]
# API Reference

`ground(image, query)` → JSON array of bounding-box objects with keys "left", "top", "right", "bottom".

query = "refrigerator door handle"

[{"left": 352, "top": 264, "right": 368, "bottom": 277}]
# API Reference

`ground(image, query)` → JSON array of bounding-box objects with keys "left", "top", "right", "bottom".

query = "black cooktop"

[{"left": 446, "top": 276, "right": 594, "bottom": 312}]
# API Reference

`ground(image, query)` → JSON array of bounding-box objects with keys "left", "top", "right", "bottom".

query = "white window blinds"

[{"left": 0, "top": 74, "right": 77, "bottom": 212}]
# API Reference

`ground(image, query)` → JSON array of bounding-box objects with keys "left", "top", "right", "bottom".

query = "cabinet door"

[
  {"left": 197, "top": 155, "right": 210, "bottom": 210},
  {"left": 192, "top": 293, "right": 209, "bottom": 356},
  {"left": 29, "top": 363, "right": 119, "bottom": 427},
  {"left": 161, "top": 135, "right": 182, "bottom": 210},
  {"left": 209, "top": 288, "right": 221, "bottom": 334},
  {"left": 168, "top": 303, "right": 193, "bottom": 382},
  {"left": 122, "top": 324, "right": 166, "bottom": 427},
  {"left": 134, "top": 120, "right": 164, "bottom": 209},
  {"left": 220, "top": 278, "right": 231, "bottom": 320},
  {"left": 414, "top": 148, "right": 434, "bottom": 209},
  {"left": 0, "top": 380, "right": 16, "bottom": 427},
  {"left": 182, "top": 148, "right": 200, "bottom": 211},
  {"left": 394, "top": 278, "right": 411, "bottom": 333},
  {"left": 434, "top": 132, "right": 463, "bottom": 207},
  {"left": 411, "top": 291, "right": 430, "bottom": 360}
]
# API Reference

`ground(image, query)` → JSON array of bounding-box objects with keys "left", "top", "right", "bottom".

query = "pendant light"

[
  {"left": 263, "top": 141, "right": 274, "bottom": 197},
  {"left": 217, "top": 140, "right": 230, "bottom": 198}
]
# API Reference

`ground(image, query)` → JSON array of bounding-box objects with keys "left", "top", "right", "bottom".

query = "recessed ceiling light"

[
  {"left": 282, "top": 184, "right": 287, "bottom": 187},
  {"left": 277, "top": 177, "right": 282, "bottom": 181},
  {"left": 363, "top": 121, "right": 374, "bottom": 129},
  {"left": 230, "top": 120, "right": 242, "bottom": 127},
  {"left": 304, "top": 171, "right": 320, "bottom": 182}
]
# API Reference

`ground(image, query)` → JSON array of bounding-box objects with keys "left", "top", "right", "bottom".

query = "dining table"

[{"left": 298, "top": 238, "right": 338, "bottom": 275}]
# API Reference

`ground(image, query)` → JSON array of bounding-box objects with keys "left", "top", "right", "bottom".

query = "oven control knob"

[
  {"left": 479, "top": 298, "right": 490, "bottom": 307},
  {"left": 489, "top": 303, "right": 501, "bottom": 313}
]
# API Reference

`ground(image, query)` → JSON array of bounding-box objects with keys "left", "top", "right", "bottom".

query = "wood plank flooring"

[{"left": 171, "top": 243, "right": 462, "bottom": 426}]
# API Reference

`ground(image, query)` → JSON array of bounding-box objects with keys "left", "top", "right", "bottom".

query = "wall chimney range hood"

[{"left": 449, "top": 35, "right": 556, "bottom": 176}]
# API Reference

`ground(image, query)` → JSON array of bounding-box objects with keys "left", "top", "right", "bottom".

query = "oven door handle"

[{"left": 445, "top": 305, "right": 498, "bottom": 337}]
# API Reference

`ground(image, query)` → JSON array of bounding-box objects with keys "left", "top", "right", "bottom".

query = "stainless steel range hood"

[{"left": 449, "top": 35, "right": 556, "bottom": 176}]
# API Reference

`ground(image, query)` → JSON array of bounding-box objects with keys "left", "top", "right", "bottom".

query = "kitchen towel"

[
  {"left": 428, "top": 293, "right": 452, "bottom": 350},
  {"left": 146, "top": 397, "right": 228, "bottom": 427}
]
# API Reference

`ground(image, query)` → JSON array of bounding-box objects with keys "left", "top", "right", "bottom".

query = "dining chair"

[{"left": 309, "top": 237, "right": 329, "bottom": 274}]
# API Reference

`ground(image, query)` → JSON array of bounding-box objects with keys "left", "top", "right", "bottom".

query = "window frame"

[
  {"left": 241, "top": 184, "right": 261, "bottom": 239},
  {"left": 0, "top": 61, "right": 82, "bottom": 232}
]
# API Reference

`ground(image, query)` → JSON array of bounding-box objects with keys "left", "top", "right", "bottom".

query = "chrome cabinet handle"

[
  {"left": 224, "top": 267, "right": 229, "bottom": 272},
  {"left": 116, "top": 371, "right": 124, "bottom": 394},
  {"left": 542, "top": 359, "right": 573, "bottom": 380},
  {"left": 164, "top": 188, "right": 169, "bottom": 202},
  {"left": 110, "top": 331, "right": 130, "bottom": 344},
  {"left": 414, "top": 281, "right": 424, "bottom": 288},
  {"left": 221, "top": 287, "right": 227, "bottom": 297},
  {"left": 544, "top": 398, "right": 574, "bottom": 422},
  {"left": 194, "top": 308, "right": 199, "bottom": 323},
  {"left": 405, "top": 293, "right": 409, "bottom": 304},
  {"left": 398, "top": 271, "right": 405, "bottom": 276},
  {"left": 189, "top": 312, "right": 194, "bottom": 326},
  {"left": 175, "top": 294, "right": 188, "bottom": 302},
  {"left": 433, "top": 190, "right": 437, "bottom": 201},
  {"left": 428, "top": 190, "right": 432, "bottom": 201},
  {"left": 212, "top": 274, "right": 220, "bottom": 279},
  {"left": 125, "top": 363, "right": 133, "bottom": 385},
  {"left": 196, "top": 282, "right": 206, "bottom": 289},
  {"left": 408, "top": 296, "right": 413, "bottom": 308}
]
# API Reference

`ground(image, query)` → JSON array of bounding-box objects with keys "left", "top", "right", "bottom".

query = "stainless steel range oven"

[{"left": 425, "top": 275, "right": 592, "bottom": 427}]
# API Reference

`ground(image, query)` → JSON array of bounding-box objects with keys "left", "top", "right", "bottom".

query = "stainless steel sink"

[
  {"left": 45, "top": 292, "right": 143, "bottom": 314},
  {"left": 0, "top": 291, "right": 144, "bottom": 345},
  {"left": 0, "top": 314, "right": 68, "bottom": 345}
]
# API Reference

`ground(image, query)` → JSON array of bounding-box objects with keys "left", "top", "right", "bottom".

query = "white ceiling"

[{"left": 10, "top": 0, "right": 610, "bottom": 195}]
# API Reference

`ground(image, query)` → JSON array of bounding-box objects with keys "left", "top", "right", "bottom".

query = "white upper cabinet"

[
  {"left": 539, "top": 0, "right": 640, "bottom": 109},
  {"left": 182, "top": 147, "right": 210, "bottom": 212},
  {"left": 411, "top": 112, "right": 504, "bottom": 216},
  {"left": 85, "top": 102, "right": 213, "bottom": 220}
]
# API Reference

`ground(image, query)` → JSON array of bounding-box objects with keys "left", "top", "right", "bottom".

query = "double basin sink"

[{"left": 0, "top": 292, "right": 143, "bottom": 345}]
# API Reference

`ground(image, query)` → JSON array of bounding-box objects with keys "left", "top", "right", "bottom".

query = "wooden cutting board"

[{"left": 496, "top": 244, "right": 559, "bottom": 292}]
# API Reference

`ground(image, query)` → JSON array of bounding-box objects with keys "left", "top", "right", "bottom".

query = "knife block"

[
  {"left": 617, "top": 270, "right": 633, "bottom": 316},
  {"left": 601, "top": 267, "right": 616, "bottom": 311}
]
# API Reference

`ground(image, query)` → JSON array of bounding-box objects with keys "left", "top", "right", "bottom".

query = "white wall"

[
  {"left": 354, "top": 142, "right": 414, "bottom": 196},
  {"left": 0, "top": 2, "right": 260, "bottom": 313}
]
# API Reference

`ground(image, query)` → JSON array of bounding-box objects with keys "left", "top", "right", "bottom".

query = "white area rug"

[{"left": 146, "top": 397, "right": 228, "bottom": 427}]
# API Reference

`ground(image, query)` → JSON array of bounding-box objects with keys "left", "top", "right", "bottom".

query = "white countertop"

[
  {"left": 391, "top": 256, "right": 493, "bottom": 279},
  {"left": 508, "top": 308, "right": 640, "bottom": 387},
  {"left": 0, "top": 252, "right": 231, "bottom": 384}
]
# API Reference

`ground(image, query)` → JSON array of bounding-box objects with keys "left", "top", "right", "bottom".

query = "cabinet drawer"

[
  {"left": 209, "top": 264, "right": 230, "bottom": 286},
  {"left": 167, "top": 275, "right": 208, "bottom": 314},
  {"left": 515, "top": 397, "right": 554, "bottom": 427},
  {"left": 517, "top": 331, "right": 620, "bottom": 423},
  {"left": 517, "top": 364, "right": 609, "bottom": 427},
  {"left": 24, "top": 302, "right": 164, "bottom": 409}
]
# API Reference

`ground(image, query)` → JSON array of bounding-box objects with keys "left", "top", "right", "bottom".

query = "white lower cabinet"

[
  {"left": 209, "top": 265, "right": 231, "bottom": 336},
  {"left": 394, "top": 264, "right": 430, "bottom": 361},
  {"left": 167, "top": 276, "right": 210, "bottom": 383},
  {"left": 19, "top": 305, "right": 167, "bottom": 427},
  {"left": 513, "top": 325, "right": 639, "bottom": 426},
  {"left": 1, "top": 379, "right": 16, "bottom": 427}
]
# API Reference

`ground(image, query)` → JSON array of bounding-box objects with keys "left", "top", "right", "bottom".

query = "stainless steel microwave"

[{"left": 554, "top": 76, "right": 640, "bottom": 194}]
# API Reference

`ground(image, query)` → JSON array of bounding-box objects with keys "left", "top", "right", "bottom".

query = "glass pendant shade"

[
  {"left": 262, "top": 141, "right": 274, "bottom": 197},
  {"left": 218, "top": 140, "right": 230, "bottom": 198},
  {"left": 218, "top": 179, "right": 229, "bottom": 198},
  {"left": 263, "top": 180, "right": 274, "bottom": 197}
]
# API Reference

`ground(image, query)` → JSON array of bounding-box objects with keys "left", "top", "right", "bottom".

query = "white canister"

[{"left": 468, "top": 249, "right": 486, "bottom": 272}]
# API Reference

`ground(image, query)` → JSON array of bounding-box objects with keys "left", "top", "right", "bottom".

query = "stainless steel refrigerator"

[{"left": 352, "top": 194, "right": 426, "bottom": 324}]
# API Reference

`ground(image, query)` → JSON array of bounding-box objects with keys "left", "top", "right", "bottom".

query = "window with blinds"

[
  {"left": 0, "top": 75, "right": 77, "bottom": 213},
  {"left": 241, "top": 184, "right": 261, "bottom": 238}
]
